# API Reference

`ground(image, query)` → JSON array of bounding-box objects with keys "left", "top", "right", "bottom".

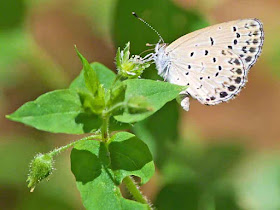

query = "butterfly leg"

[{"left": 177, "top": 92, "right": 190, "bottom": 111}]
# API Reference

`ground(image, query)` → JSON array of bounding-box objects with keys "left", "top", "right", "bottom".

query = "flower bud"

[
  {"left": 116, "top": 42, "right": 151, "bottom": 79},
  {"left": 27, "top": 153, "right": 54, "bottom": 192}
]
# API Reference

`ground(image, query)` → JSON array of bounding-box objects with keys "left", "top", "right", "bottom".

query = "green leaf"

[
  {"left": 109, "top": 132, "right": 154, "bottom": 185},
  {"left": 7, "top": 89, "right": 102, "bottom": 134},
  {"left": 127, "top": 96, "right": 153, "bottom": 114},
  {"left": 114, "top": 79, "right": 185, "bottom": 123},
  {"left": 70, "top": 62, "right": 116, "bottom": 91},
  {"left": 75, "top": 47, "right": 100, "bottom": 95},
  {"left": 71, "top": 133, "right": 154, "bottom": 210}
]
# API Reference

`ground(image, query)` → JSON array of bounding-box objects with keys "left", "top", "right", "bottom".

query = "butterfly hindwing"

[{"left": 166, "top": 47, "right": 246, "bottom": 105}]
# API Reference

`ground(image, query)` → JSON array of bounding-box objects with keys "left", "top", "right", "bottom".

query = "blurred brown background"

[{"left": 1, "top": 0, "right": 280, "bottom": 209}]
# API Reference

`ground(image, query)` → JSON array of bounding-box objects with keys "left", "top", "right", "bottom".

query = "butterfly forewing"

[
  {"left": 166, "top": 19, "right": 264, "bottom": 72},
  {"left": 163, "top": 19, "right": 264, "bottom": 106}
]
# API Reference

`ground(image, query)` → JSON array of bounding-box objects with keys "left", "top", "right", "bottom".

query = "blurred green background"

[{"left": 1, "top": 0, "right": 280, "bottom": 209}]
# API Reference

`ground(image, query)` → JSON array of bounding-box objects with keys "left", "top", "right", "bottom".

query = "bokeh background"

[{"left": 1, "top": 0, "right": 280, "bottom": 209}]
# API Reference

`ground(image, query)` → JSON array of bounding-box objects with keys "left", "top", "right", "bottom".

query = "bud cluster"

[{"left": 116, "top": 42, "right": 151, "bottom": 79}]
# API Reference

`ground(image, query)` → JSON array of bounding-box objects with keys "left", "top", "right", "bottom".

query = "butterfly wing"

[
  {"left": 167, "top": 47, "right": 246, "bottom": 105},
  {"left": 164, "top": 19, "right": 264, "bottom": 106},
  {"left": 167, "top": 19, "right": 264, "bottom": 73}
]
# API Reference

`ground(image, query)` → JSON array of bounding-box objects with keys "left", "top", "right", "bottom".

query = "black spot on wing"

[
  {"left": 245, "top": 56, "right": 252, "bottom": 62},
  {"left": 210, "top": 37, "right": 214, "bottom": 46},
  {"left": 235, "top": 77, "right": 241, "bottom": 84},
  {"left": 220, "top": 92, "right": 228, "bottom": 98},
  {"left": 234, "top": 59, "right": 241, "bottom": 65},
  {"left": 228, "top": 85, "right": 236, "bottom": 91}
]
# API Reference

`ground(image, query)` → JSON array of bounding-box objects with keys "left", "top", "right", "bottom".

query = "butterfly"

[{"left": 133, "top": 13, "right": 264, "bottom": 111}]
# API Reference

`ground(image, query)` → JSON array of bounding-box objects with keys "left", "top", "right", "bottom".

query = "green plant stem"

[
  {"left": 49, "top": 134, "right": 101, "bottom": 156},
  {"left": 101, "top": 115, "right": 110, "bottom": 142},
  {"left": 123, "top": 176, "right": 151, "bottom": 209}
]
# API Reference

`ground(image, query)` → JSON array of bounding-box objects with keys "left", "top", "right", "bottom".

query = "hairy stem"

[
  {"left": 123, "top": 176, "right": 152, "bottom": 209},
  {"left": 49, "top": 134, "right": 101, "bottom": 156}
]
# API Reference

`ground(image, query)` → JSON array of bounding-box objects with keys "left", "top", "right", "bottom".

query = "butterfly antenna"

[{"left": 132, "top": 12, "right": 164, "bottom": 43}]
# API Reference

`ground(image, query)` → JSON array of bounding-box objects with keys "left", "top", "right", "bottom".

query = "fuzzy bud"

[{"left": 27, "top": 153, "right": 54, "bottom": 192}]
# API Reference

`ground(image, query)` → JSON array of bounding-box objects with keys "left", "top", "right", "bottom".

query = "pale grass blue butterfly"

[{"left": 132, "top": 12, "right": 264, "bottom": 111}]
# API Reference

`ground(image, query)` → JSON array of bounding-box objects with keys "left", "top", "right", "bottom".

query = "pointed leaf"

[
  {"left": 70, "top": 62, "right": 116, "bottom": 91},
  {"left": 7, "top": 89, "right": 102, "bottom": 134},
  {"left": 75, "top": 47, "right": 100, "bottom": 95},
  {"left": 114, "top": 79, "right": 185, "bottom": 123}
]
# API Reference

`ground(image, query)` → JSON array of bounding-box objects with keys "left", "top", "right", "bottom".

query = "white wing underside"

[{"left": 164, "top": 18, "right": 264, "bottom": 107}]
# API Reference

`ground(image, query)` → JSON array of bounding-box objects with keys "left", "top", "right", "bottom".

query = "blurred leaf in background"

[
  {"left": 0, "top": 0, "right": 69, "bottom": 100},
  {"left": 132, "top": 101, "right": 179, "bottom": 168},
  {"left": 155, "top": 140, "right": 244, "bottom": 210},
  {"left": 74, "top": 0, "right": 117, "bottom": 40},
  {"left": 0, "top": 0, "right": 26, "bottom": 31},
  {"left": 0, "top": 0, "right": 28, "bottom": 89},
  {"left": 267, "top": 44, "right": 280, "bottom": 78},
  {"left": 234, "top": 153, "right": 280, "bottom": 210},
  {"left": 0, "top": 137, "right": 81, "bottom": 209}
]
